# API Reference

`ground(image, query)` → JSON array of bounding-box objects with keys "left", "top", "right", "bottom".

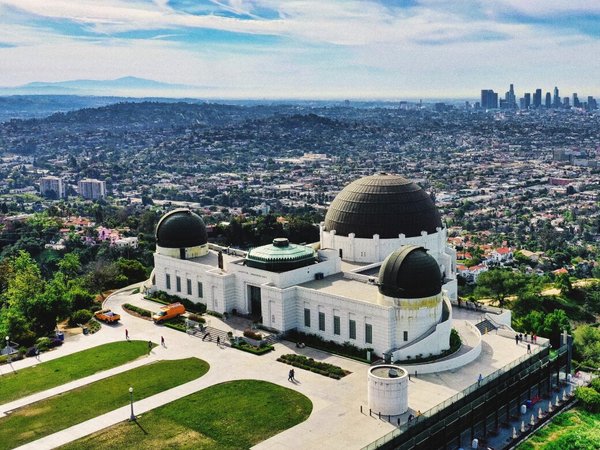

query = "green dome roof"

[
  {"left": 156, "top": 209, "right": 208, "bottom": 249},
  {"left": 378, "top": 245, "right": 442, "bottom": 298},
  {"left": 324, "top": 173, "right": 442, "bottom": 238},
  {"left": 246, "top": 238, "right": 316, "bottom": 272}
]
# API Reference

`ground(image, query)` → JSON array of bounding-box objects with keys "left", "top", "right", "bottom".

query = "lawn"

[
  {"left": 0, "top": 340, "right": 155, "bottom": 404},
  {"left": 62, "top": 379, "right": 313, "bottom": 450},
  {"left": 517, "top": 408, "right": 600, "bottom": 450},
  {"left": 0, "top": 357, "right": 209, "bottom": 450}
]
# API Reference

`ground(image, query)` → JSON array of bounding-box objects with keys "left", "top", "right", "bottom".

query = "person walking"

[
  {"left": 515, "top": 334, "right": 519, "bottom": 345},
  {"left": 216, "top": 336, "right": 221, "bottom": 346},
  {"left": 527, "top": 343, "right": 532, "bottom": 354},
  {"left": 478, "top": 373, "right": 483, "bottom": 386},
  {"left": 147, "top": 340, "right": 152, "bottom": 355},
  {"left": 161, "top": 336, "right": 165, "bottom": 347},
  {"left": 288, "top": 369, "right": 295, "bottom": 381},
  {"left": 125, "top": 329, "right": 129, "bottom": 341}
]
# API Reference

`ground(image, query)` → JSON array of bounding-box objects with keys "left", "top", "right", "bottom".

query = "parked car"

[
  {"left": 94, "top": 309, "right": 121, "bottom": 323},
  {"left": 153, "top": 302, "right": 186, "bottom": 323}
]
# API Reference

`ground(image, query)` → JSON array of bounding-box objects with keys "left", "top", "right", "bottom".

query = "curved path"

[{"left": 8, "top": 287, "right": 395, "bottom": 450}]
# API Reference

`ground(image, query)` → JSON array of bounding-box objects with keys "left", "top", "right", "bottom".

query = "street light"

[
  {"left": 5, "top": 336, "right": 9, "bottom": 363},
  {"left": 129, "top": 386, "right": 135, "bottom": 421}
]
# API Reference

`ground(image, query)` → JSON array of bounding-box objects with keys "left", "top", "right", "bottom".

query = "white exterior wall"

[
  {"left": 156, "top": 244, "right": 208, "bottom": 259},
  {"left": 320, "top": 225, "right": 457, "bottom": 300},
  {"left": 368, "top": 366, "right": 409, "bottom": 416},
  {"left": 153, "top": 253, "right": 234, "bottom": 314},
  {"left": 293, "top": 287, "right": 392, "bottom": 355}
]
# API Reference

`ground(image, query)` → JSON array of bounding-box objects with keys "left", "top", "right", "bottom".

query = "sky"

[{"left": 0, "top": 0, "right": 599, "bottom": 99}]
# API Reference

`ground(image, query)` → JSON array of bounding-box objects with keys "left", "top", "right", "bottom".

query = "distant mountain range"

[{"left": 0, "top": 77, "right": 199, "bottom": 96}]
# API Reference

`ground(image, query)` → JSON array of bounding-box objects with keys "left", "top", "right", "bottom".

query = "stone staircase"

[
  {"left": 475, "top": 318, "right": 497, "bottom": 335},
  {"left": 190, "top": 325, "right": 231, "bottom": 345}
]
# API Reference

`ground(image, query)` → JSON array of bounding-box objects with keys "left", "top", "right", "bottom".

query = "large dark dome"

[
  {"left": 323, "top": 174, "right": 442, "bottom": 238},
  {"left": 156, "top": 209, "right": 208, "bottom": 249},
  {"left": 378, "top": 245, "right": 442, "bottom": 298}
]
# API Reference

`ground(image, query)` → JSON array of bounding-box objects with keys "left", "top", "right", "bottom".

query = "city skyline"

[{"left": 1, "top": 1, "right": 600, "bottom": 99}]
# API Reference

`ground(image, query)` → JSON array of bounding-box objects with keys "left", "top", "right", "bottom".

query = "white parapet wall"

[
  {"left": 368, "top": 365, "right": 409, "bottom": 416},
  {"left": 400, "top": 321, "right": 483, "bottom": 375}
]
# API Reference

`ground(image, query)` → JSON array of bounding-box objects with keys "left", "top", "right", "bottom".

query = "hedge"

[
  {"left": 145, "top": 291, "right": 207, "bottom": 315},
  {"left": 68, "top": 309, "right": 93, "bottom": 327},
  {"left": 277, "top": 354, "right": 348, "bottom": 379},
  {"left": 123, "top": 303, "right": 152, "bottom": 318},
  {"left": 284, "top": 329, "right": 375, "bottom": 363},
  {"left": 232, "top": 341, "right": 274, "bottom": 355}
]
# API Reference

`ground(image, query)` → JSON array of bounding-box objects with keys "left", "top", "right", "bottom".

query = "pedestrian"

[
  {"left": 147, "top": 340, "right": 152, "bottom": 355},
  {"left": 216, "top": 336, "right": 221, "bottom": 346},
  {"left": 478, "top": 373, "right": 483, "bottom": 386},
  {"left": 161, "top": 336, "right": 165, "bottom": 347},
  {"left": 527, "top": 343, "right": 531, "bottom": 354},
  {"left": 125, "top": 329, "right": 129, "bottom": 340},
  {"left": 288, "top": 368, "right": 295, "bottom": 381},
  {"left": 408, "top": 414, "right": 414, "bottom": 422},
  {"left": 515, "top": 334, "right": 519, "bottom": 345}
]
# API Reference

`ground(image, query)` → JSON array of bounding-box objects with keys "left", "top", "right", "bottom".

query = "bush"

[
  {"left": 243, "top": 329, "right": 263, "bottom": 340},
  {"left": 68, "top": 309, "right": 93, "bottom": 327},
  {"left": 590, "top": 377, "right": 600, "bottom": 393},
  {"left": 575, "top": 386, "right": 600, "bottom": 413},
  {"left": 146, "top": 291, "right": 207, "bottom": 314},
  {"left": 206, "top": 310, "right": 223, "bottom": 318},
  {"left": 232, "top": 341, "right": 274, "bottom": 355},
  {"left": 36, "top": 337, "right": 52, "bottom": 352},
  {"left": 283, "top": 329, "right": 375, "bottom": 362},
  {"left": 123, "top": 303, "right": 152, "bottom": 318},
  {"left": 278, "top": 353, "right": 348, "bottom": 378},
  {"left": 187, "top": 314, "right": 206, "bottom": 323}
]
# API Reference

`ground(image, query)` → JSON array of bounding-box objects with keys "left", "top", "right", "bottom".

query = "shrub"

[
  {"left": 146, "top": 291, "right": 207, "bottom": 314},
  {"left": 206, "top": 310, "right": 223, "bottom": 318},
  {"left": 283, "top": 329, "right": 375, "bottom": 362},
  {"left": 575, "top": 386, "right": 600, "bottom": 413},
  {"left": 68, "top": 309, "right": 93, "bottom": 327},
  {"left": 590, "top": 377, "right": 600, "bottom": 394},
  {"left": 187, "top": 314, "right": 206, "bottom": 323},
  {"left": 123, "top": 303, "right": 152, "bottom": 318},
  {"left": 232, "top": 341, "right": 274, "bottom": 355},
  {"left": 36, "top": 337, "right": 52, "bottom": 352},
  {"left": 243, "top": 329, "right": 263, "bottom": 340},
  {"left": 278, "top": 353, "right": 349, "bottom": 379}
]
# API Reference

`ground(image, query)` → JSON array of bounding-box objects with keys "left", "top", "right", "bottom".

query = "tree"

[
  {"left": 555, "top": 273, "right": 573, "bottom": 296},
  {"left": 474, "top": 269, "right": 527, "bottom": 307},
  {"left": 573, "top": 325, "right": 600, "bottom": 369},
  {"left": 541, "top": 309, "right": 571, "bottom": 348}
]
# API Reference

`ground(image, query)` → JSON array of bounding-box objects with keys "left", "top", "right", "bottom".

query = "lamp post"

[
  {"left": 5, "top": 336, "right": 9, "bottom": 363},
  {"left": 129, "top": 387, "right": 135, "bottom": 421}
]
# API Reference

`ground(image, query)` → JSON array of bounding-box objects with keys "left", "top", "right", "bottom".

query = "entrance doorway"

[{"left": 248, "top": 285, "right": 262, "bottom": 321}]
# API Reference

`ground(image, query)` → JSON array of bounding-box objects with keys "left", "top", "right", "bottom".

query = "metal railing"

[{"left": 361, "top": 340, "right": 554, "bottom": 450}]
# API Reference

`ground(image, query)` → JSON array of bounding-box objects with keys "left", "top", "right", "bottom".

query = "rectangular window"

[
  {"left": 318, "top": 312, "right": 325, "bottom": 331},
  {"left": 176, "top": 276, "right": 181, "bottom": 292},
  {"left": 304, "top": 308, "right": 311, "bottom": 328},
  {"left": 187, "top": 279, "right": 192, "bottom": 295},
  {"left": 365, "top": 324, "right": 373, "bottom": 344},
  {"left": 165, "top": 274, "right": 171, "bottom": 290},
  {"left": 403, "top": 331, "right": 408, "bottom": 342},
  {"left": 333, "top": 316, "right": 341, "bottom": 335},
  {"left": 349, "top": 320, "right": 356, "bottom": 339},
  {"left": 197, "top": 282, "right": 203, "bottom": 298}
]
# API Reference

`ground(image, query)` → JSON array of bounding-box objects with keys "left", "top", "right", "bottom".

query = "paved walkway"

[{"left": 8, "top": 288, "right": 395, "bottom": 450}]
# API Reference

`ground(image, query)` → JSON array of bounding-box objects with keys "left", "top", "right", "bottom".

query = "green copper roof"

[{"left": 246, "top": 238, "right": 316, "bottom": 272}]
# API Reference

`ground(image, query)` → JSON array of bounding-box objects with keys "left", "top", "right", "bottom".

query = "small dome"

[
  {"left": 246, "top": 238, "right": 316, "bottom": 272},
  {"left": 324, "top": 173, "right": 442, "bottom": 238},
  {"left": 155, "top": 209, "right": 208, "bottom": 249},
  {"left": 378, "top": 245, "right": 442, "bottom": 298}
]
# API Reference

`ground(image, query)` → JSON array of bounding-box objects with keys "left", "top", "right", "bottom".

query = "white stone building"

[{"left": 150, "top": 174, "right": 455, "bottom": 360}]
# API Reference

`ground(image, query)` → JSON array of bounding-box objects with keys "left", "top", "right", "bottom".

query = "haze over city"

[{"left": 1, "top": 0, "right": 600, "bottom": 99}]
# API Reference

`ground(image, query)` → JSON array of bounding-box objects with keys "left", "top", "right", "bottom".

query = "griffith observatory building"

[{"left": 150, "top": 173, "right": 460, "bottom": 361}]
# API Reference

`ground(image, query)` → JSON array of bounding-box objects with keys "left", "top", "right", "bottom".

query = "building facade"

[{"left": 150, "top": 174, "right": 455, "bottom": 360}]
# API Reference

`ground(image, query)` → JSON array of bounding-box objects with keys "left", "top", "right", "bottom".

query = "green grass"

[
  {"left": 517, "top": 408, "right": 600, "bottom": 450},
  {"left": 61, "top": 380, "right": 312, "bottom": 450},
  {"left": 0, "top": 340, "right": 154, "bottom": 404},
  {"left": 0, "top": 357, "right": 209, "bottom": 450}
]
